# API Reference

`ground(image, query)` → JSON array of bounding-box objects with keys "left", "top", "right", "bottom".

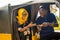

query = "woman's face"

[{"left": 22, "top": 11, "right": 27, "bottom": 20}]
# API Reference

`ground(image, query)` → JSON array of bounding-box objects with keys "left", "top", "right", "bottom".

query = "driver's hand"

[
  {"left": 42, "top": 22, "right": 49, "bottom": 27},
  {"left": 27, "top": 22, "right": 36, "bottom": 28}
]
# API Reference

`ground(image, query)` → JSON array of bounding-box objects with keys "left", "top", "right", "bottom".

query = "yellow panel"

[
  {"left": 54, "top": 19, "right": 60, "bottom": 30},
  {"left": 0, "top": 33, "right": 12, "bottom": 40},
  {"left": 32, "top": 36, "right": 37, "bottom": 40}
]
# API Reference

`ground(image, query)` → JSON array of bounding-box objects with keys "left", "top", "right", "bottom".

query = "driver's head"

[{"left": 39, "top": 6, "right": 48, "bottom": 16}]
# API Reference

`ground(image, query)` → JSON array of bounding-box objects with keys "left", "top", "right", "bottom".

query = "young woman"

[{"left": 16, "top": 8, "right": 36, "bottom": 40}]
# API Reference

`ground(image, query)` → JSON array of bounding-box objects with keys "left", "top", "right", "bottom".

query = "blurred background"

[{"left": 0, "top": 0, "right": 60, "bottom": 40}]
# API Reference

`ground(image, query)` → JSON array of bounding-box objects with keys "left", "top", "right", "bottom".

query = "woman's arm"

[{"left": 18, "top": 22, "right": 36, "bottom": 32}]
